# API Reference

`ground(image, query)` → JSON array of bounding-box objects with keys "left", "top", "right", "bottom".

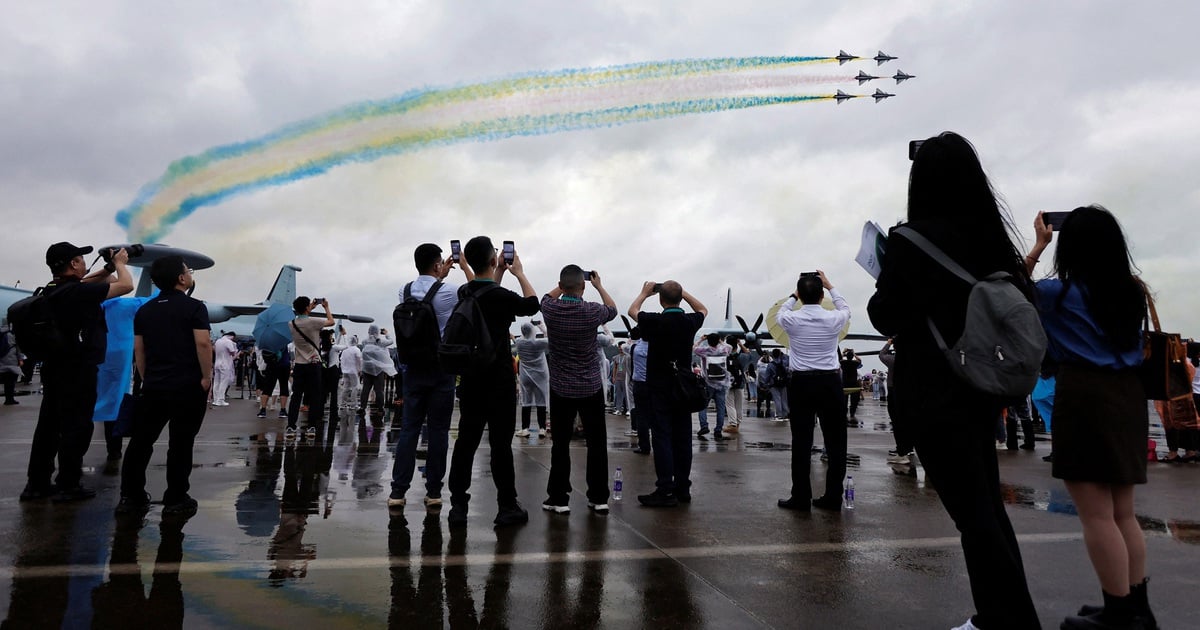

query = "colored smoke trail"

[{"left": 118, "top": 56, "right": 851, "bottom": 240}]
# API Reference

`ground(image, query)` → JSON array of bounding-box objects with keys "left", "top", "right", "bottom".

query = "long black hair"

[
  {"left": 1052, "top": 205, "right": 1145, "bottom": 351},
  {"left": 907, "top": 132, "right": 1030, "bottom": 290}
]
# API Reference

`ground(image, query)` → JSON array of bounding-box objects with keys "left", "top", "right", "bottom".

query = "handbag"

[
  {"left": 671, "top": 361, "right": 710, "bottom": 413},
  {"left": 1139, "top": 291, "right": 1191, "bottom": 401}
]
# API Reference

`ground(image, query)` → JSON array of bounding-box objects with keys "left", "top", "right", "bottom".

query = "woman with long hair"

[
  {"left": 868, "top": 132, "right": 1040, "bottom": 630},
  {"left": 1028, "top": 206, "right": 1155, "bottom": 629}
]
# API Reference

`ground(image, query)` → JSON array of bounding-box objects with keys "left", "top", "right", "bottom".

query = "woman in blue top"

[{"left": 1027, "top": 206, "right": 1155, "bottom": 630}]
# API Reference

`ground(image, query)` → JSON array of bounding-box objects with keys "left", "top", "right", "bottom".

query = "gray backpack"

[{"left": 894, "top": 227, "right": 1046, "bottom": 399}]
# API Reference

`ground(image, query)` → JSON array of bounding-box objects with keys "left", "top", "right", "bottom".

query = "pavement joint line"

[{"left": 0, "top": 531, "right": 1087, "bottom": 580}]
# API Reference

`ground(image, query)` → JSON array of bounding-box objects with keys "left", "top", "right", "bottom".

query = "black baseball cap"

[{"left": 45, "top": 242, "right": 93, "bottom": 269}]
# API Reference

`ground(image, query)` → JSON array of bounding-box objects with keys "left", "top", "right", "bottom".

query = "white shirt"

[
  {"left": 775, "top": 289, "right": 850, "bottom": 372},
  {"left": 214, "top": 336, "right": 238, "bottom": 370}
]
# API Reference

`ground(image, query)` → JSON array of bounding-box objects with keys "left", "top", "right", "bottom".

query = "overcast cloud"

[{"left": 2, "top": 1, "right": 1197, "bottom": 369}]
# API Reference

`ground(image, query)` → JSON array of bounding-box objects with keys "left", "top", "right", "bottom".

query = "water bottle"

[
  {"left": 612, "top": 467, "right": 623, "bottom": 501},
  {"left": 843, "top": 475, "right": 855, "bottom": 510}
]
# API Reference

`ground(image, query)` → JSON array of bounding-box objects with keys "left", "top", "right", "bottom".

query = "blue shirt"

[
  {"left": 1035, "top": 278, "right": 1143, "bottom": 369},
  {"left": 631, "top": 339, "right": 649, "bottom": 382},
  {"left": 402, "top": 275, "right": 459, "bottom": 335}
]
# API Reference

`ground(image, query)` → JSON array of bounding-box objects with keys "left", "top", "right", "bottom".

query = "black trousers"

[
  {"left": 1005, "top": 398, "right": 1036, "bottom": 449},
  {"left": 121, "top": 386, "right": 207, "bottom": 503},
  {"left": 786, "top": 372, "right": 847, "bottom": 503},
  {"left": 846, "top": 390, "right": 861, "bottom": 418},
  {"left": 449, "top": 364, "right": 518, "bottom": 507},
  {"left": 547, "top": 390, "right": 609, "bottom": 504},
  {"left": 889, "top": 389, "right": 916, "bottom": 455},
  {"left": 916, "top": 398, "right": 1040, "bottom": 629},
  {"left": 27, "top": 361, "right": 97, "bottom": 489},
  {"left": 648, "top": 385, "right": 692, "bottom": 494},
  {"left": 1, "top": 372, "right": 16, "bottom": 402},
  {"left": 322, "top": 366, "right": 341, "bottom": 425},
  {"left": 631, "top": 380, "right": 651, "bottom": 451},
  {"left": 288, "top": 363, "right": 324, "bottom": 429}
]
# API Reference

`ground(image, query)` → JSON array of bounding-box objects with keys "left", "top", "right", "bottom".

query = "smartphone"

[
  {"left": 450, "top": 239, "right": 461, "bottom": 263},
  {"left": 800, "top": 272, "right": 819, "bottom": 278},
  {"left": 1043, "top": 211, "right": 1072, "bottom": 230},
  {"left": 583, "top": 271, "right": 593, "bottom": 281},
  {"left": 908, "top": 139, "right": 925, "bottom": 160},
  {"left": 652, "top": 282, "right": 663, "bottom": 294},
  {"left": 502, "top": 240, "right": 515, "bottom": 265}
]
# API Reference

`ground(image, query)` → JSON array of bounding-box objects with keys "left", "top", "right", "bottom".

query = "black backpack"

[
  {"left": 438, "top": 284, "right": 500, "bottom": 375},
  {"left": 7, "top": 286, "right": 71, "bottom": 362},
  {"left": 393, "top": 281, "right": 443, "bottom": 367}
]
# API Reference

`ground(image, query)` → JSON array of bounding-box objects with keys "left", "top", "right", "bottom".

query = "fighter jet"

[
  {"left": 893, "top": 70, "right": 915, "bottom": 84},
  {"left": 833, "top": 89, "right": 858, "bottom": 104},
  {"left": 834, "top": 50, "right": 860, "bottom": 65},
  {"left": 872, "top": 88, "right": 895, "bottom": 103},
  {"left": 855, "top": 70, "right": 880, "bottom": 85},
  {"left": 873, "top": 50, "right": 898, "bottom": 65}
]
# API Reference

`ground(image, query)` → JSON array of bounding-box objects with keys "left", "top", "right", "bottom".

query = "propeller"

[{"left": 736, "top": 313, "right": 766, "bottom": 349}]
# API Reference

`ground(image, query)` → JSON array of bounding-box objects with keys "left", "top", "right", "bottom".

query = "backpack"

[
  {"left": 770, "top": 359, "right": 789, "bottom": 388},
  {"left": 7, "top": 286, "right": 71, "bottom": 362},
  {"left": 894, "top": 226, "right": 1046, "bottom": 400},
  {"left": 728, "top": 355, "right": 745, "bottom": 389},
  {"left": 393, "top": 281, "right": 443, "bottom": 367},
  {"left": 703, "top": 354, "right": 728, "bottom": 381},
  {"left": 438, "top": 283, "right": 500, "bottom": 375}
]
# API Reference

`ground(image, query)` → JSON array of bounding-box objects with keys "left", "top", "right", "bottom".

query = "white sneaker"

[
  {"left": 515, "top": 429, "right": 530, "bottom": 437},
  {"left": 950, "top": 618, "right": 979, "bottom": 630},
  {"left": 887, "top": 452, "right": 912, "bottom": 464},
  {"left": 623, "top": 430, "right": 638, "bottom": 436},
  {"left": 541, "top": 500, "right": 570, "bottom": 514},
  {"left": 587, "top": 502, "right": 609, "bottom": 514}
]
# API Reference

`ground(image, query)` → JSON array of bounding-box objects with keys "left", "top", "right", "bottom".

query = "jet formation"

[{"left": 826, "top": 50, "right": 913, "bottom": 104}]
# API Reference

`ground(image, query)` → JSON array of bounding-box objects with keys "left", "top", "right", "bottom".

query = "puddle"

[{"left": 999, "top": 482, "right": 1200, "bottom": 545}]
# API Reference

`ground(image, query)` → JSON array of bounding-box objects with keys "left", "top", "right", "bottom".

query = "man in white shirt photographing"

[{"left": 774, "top": 270, "right": 851, "bottom": 511}]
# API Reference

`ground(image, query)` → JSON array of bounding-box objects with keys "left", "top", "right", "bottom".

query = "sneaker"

[
  {"left": 423, "top": 496, "right": 443, "bottom": 509},
  {"left": 950, "top": 617, "right": 980, "bottom": 630},
  {"left": 515, "top": 429, "right": 530, "bottom": 437},
  {"left": 52, "top": 485, "right": 97, "bottom": 503},
  {"left": 19, "top": 483, "right": 54, "bottom": 502},
  {"left": 448, "top": 507, "right": 468, "bottom": 528},
  {"left": 724, "top": 425, "right": 739, "bottom": 433},
  {"left": 623, "top": 430, "right": 638, "bottom": 437},
  {"left": 284, "top": 427, "right": 298, "bottom": 439},
  {"left": 493, "top": 502, "right": 529, "bottom": 527},
  {"left": 886, "top": 452, "right": 912, "bottom": 464},
  {"left": 541, "top": 497, "right": 570, "bottom": 514},
  {"left": 637, "top": 490, "right": 678, "bottom": 507},
  {"left": 713, "top": 431, "right": 726, "bottom": 441},
  {"left": 115, "top": 492, "right": 152, "bottom": 515},
  {"left": 278, "top": 410, "right": 287, "bottom": 419},
  {"left": 587, "top": 502, "right": 609, "bottom": 514},
  {"left": 304, "top": 426, "right": 317, "bottom": 439},
  {"left": 696, "top": 427, "right": 710, "bottom": 437},
  {"left": 257, "top": 408, "right": 267, "bottom": 419},
  {"left": 387, "top": 490, "right": 406, "bottom": 508},
  {"left": 162, "top": 496, "right": 199, "bottom": 516},
  {"left": 213, "top": 400, "right": 229, "bottom": 407}
]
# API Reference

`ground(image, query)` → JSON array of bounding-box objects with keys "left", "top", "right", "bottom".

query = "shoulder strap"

[
  {"left": 403, "top": 282, "right": 413, "bottom": 301},
  {"left": 424, "top": 281, "right": 443, "bottom": 305},
  {"left": 893, "top": 226, "right": 978, "bottom": 286},
  {"left": 291, "top": 320, "right": 322, "bottom": 357}
]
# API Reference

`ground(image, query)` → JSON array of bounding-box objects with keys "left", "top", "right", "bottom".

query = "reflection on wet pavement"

[{"left": 999, "top": 482, "right": 1200, "bottom": 545}]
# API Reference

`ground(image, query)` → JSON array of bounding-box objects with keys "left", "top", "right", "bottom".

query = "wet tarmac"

[{"left": 1, "top": 386, "right": 1198, "bottom": 629}]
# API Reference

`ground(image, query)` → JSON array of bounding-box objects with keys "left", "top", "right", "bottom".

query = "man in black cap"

[{"left": 21, "top": 242, "right": 133, "bottom": 502}]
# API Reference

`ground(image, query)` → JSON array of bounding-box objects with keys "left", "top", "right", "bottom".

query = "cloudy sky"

[{"left": 2, "top": 1, "right": 1197, "bottom": 367}]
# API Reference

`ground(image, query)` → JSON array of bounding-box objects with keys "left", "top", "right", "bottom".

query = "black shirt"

[
  {"left": 463, "top": 280, "right": 540, "bottom": 369},
  {"left": 45, "top": 277, "right": 111, "bottom": 365},
  {"left": 840, "top": 356, "right": 862, "bottom": 388},
  {"left": 134, "top": 289, "right": 211, "bottom": 390},
  {"left": 636, "top": 309, "right": 705, "bottom": 385}
]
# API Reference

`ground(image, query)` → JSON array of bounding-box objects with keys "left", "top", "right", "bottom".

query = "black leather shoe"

[
  {"left": 812, "top": 496, "right": 842, "bottom": 511},
  {"left": 637, "top": 491, "right": 678, "bottom": 507},
  {"left": 52, "top": 485, "right": 97, "bottom": 503},
  {"left": 778, "top": 497, "right": 810, "bottom": 511}
]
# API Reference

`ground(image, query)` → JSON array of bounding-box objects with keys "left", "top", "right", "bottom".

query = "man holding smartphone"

[
  {"left": 539, "top": 266, "right": 618, "bottom": 515},
  {"left": 388, "top": 243, "right": 473, "bottom": 511},
  {"left": 446, "top": 236, "right": 540, "bottom": 528},
  {"left": 287, "top": 296, "right": 334, "bottom": 439}
]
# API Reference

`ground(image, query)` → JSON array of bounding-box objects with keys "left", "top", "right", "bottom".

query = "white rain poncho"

[
  {"left": 515, "top": 322, "right": 549, "bottom": 407},
  {"left": 360, "top": 325, "right": 397, "bottom": 377}
]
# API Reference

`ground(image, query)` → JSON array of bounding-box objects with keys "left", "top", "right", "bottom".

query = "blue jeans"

[
  {"left": 390, "top": 367, "right": 455, "bottom": 498},
  {"left": 696, "top": 385, "right": 728, "bottom": 432}
]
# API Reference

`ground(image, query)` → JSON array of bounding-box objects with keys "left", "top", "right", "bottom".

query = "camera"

[{"left": 99, "top": 243, "right": 145, "bottom": 262}]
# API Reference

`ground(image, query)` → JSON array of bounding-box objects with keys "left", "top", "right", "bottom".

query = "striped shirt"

[{"left": 540, "top": 294, "right": 617, "bottom": 398}]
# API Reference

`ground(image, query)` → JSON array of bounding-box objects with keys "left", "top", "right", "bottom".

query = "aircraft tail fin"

[
  {"left": 724, "top": 288, "right": 732, "bottom": 324},
  {"left": 266, "top": 265, "right": 302, "bottom": 305}
]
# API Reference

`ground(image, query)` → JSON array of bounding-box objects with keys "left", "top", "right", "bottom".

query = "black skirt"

[{"left": 1051, "top": 364, "right": 1147, "bottom": 484}]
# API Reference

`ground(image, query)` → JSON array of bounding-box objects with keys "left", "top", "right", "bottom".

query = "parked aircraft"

[{"left": 873, "top": 50, "right": 898, "bottom": 65}]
